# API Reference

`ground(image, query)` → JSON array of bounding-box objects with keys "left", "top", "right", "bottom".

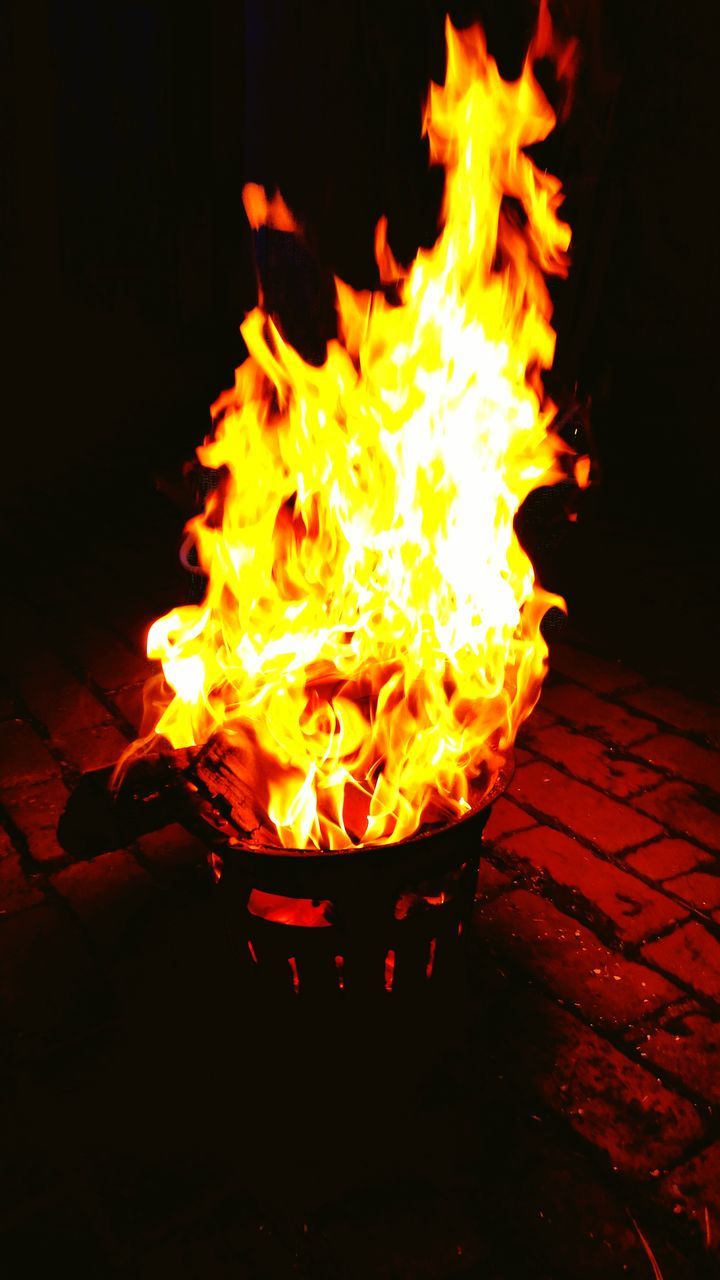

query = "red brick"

[
  {"left": 51, "top": 850, "right": 155, "bottom": 949},
  {"left": 1, "top": 777, "right": 71, "bottom": 864},
  {"left": 631, "top": 734, "right": 720, "bottom": 794},
  {"left": 643, "top": 922, "right": 720, "bottom": 1002},
  {"left": 0, "top": 720, "right": 60, "bottom": 789},
  {"left": 625, "top": 838, "right": 712, "bottom": 882},
  {"left": 631, "top": 1005, "right": 720, "bottom": 1105},
  {"left": 475, "top": 859, "right": 512, "bottom": 900},
  {"left": 540, "top": 684, "right": 656, "bottom": 746},
  {"left": 516, "top": 706, "right": 555, "bottom": 741},
  {"left": 662, "top": 1142, "right": 720, "bottom": 1252},
  {"left": 482, "top": 796, "right": 536, "bottom": 843},
  {"left": 21, "top": 826, "right": 67, "bottom": 864},
  {"left": 513, "top": 746, "right": 535, "bottom": 770},
  {"left": 18, "top": 655, "right": 110, "bottom": 737},
  {"left": 501, "top": 826, "right": 686, "bottom": 943},
  {"left": 548, "top": 643, "right": 641, "bottom": 695},
  {"left": 510, "top": 762, "right": 662, "bottom": 854},
  {"left": 0, "top": 854, "right": 44, "bottom": 915},
  {"left": 475, "top": 890, "right": 681, "bottom": 1027},
  {"left": 0, "top": 830, "right": 44, "bottom": 914},
  {"left": 55, "top": 723, "right": 130, "bottom": 773},
  {"left": 108, "top": 682, "right": 146, "bottom": 732},
  {"left": 622, "top": 687, "right": 720, "bottom": 744},
  {"left": 665, "top": 872, "right": 720, "bottom": 914},
  {"left": 138, "top": 823, "right": 208, "bottom": 873},
  {"left": 634, "top": 782, "right": 720, "bottom": 851},
  {"left": 534, "top": 998, "right": 702, "bottom": 1176},
  {"left": 67, "top": 620, "right": 153, "bottom": 691},
  {"left": 521, "top": 723, "right": 661, "bottom": 799}
]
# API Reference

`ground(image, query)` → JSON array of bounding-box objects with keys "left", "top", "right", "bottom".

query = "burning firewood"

[{"left": 113, "top": 8, "right": 577, "bottom": 855}]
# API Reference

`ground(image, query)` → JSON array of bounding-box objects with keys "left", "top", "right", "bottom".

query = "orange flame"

[{"left": 129, "top": 14, "right": 573, "bottom": 850}]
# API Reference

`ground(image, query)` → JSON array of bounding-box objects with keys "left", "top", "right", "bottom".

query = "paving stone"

[
  {"left": 138, "top": 824, "right": 209, "bottom": 874},
  {"left": 18, "top": 655, "right": 110, "bottom": 737},
  {"left": 55, "top": 723, "right": 130, "bottom": 773},
  {"left": 51, "top": 850, "right": 156, "bottom": 949},
  {"left": 662, "top": 1141, "right": 720, "bottom": 1253},
  {"left": 549, "top": 643, "right": 641, "bottom": 695},
  {"left": 665, "top": 872, "right": 720, "bottom": 914},
  {"left": 509, "top": 762, "right": 663, "bottom": 854},
  {"left": 533, "top": 997, "right": 703, "bottom": 1177},
  {"left": 475, "top": 859, "right": 513, "bottom": 900},
  {"left": 643, "top": 923, "right": 720, "bottom": 1002},
  {"left": 516, "top": 706, "right": 556, "bottom": 740},
  {"left": 631, "top": 1004, "right": 720, "bottom": 1105},
  {"left": 521, "top": 723, "right": 662, "bottom": 799},
  {"left": 539, "top": 684, "right": 656, "bottom": 746},
  {"left": 633, "top": 783, "right": 720, "bottom": 851},
  {"left": 65, "top": 620, "right": 153, "bottom": 690},
  {"left": 520, "top": 998, "right": 702, "bottom": 1177},
  {"left": 622, "top": 687, "right": 720, "bottom": 745},
  {"left": 482, "top": 796, "right": 537, "bottom": 843},
  {"left": 0, "top": 721, "right": 60, "bottom": 789},
  {"left": 0, "top": 829, "right": 44, "bottom": 914},
  {"left": 108, "top": 682, "right": 145, "bottom": 732},
  {"left": 501, "top": 825, "right": 687, "bottom": 943},
  {"left": 625, "top": 838, "right": 712, "bottom": 882},
  {"left": 631, "top": 734, "right": 720, "bottom": 795},
  {"left": 475, "top": 890, "right": 681, "bottom": 1028},
  {"left": 0, "top": 777, "right": 71, "bottom": 864}
]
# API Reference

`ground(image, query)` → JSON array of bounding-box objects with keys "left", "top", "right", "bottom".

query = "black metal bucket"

[{"left": 182, "top": 765, "right": 511, "bottom": 1000}]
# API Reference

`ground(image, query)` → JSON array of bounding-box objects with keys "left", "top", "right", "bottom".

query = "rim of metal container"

[{"left": 179, "top": 755, "right": 514, "bottom": 890}]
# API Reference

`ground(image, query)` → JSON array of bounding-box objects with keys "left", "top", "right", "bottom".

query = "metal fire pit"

[{"left": 180, "top": 763, "right": 512, "bottom": 1000}]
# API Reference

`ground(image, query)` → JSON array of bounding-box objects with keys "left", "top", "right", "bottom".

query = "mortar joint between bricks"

[
  {"left": 39, "top": 873, "right": 115, "bottom": 969},
  {"left": 623, "top": 1056, "right": 719, "bottom": 1130},
  {"left": 514, "top": 745, "right": 672, "bottom": 815},
  {"left": 515, "top": 778, "right": 720, "bottom": 865},
  {"left": 486, "top": 849, "right": 641, "bottom": 952},
  {"left": 3, "top": 697, "right": 84, "bottom": 788},
  {"left": 7, "top": 586, "right": 144, "bottom": 738},
  {"left": 516, "top": 740, "right": 671, "bottom": 806},
  {"left": 634, "top": 952, "right": 720, "bottom": 1011},
  {"left": 635, "top": 819, "right": 719, "bottom": 861},
  {"left": 465, "top": 946, "right": 708, "bottom": 1163},
  {"left": 604, "top": 692, "right": 720, "bottom": 752},
  {"left": 539, "top": 703, "right": 659, "bottom": 752},
  {"left": 495, "top": 793, "right": 652, "bottom": 866},
  {"left": 0, "top": 799, "right": 64, "bottom": 882}
]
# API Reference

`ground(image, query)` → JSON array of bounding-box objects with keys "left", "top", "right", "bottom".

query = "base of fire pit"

[{"left": 181, "top": 764, "right": 512, "bottom": 999}]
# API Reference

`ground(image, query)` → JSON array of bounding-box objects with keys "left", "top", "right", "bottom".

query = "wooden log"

[{"left": 191, "top": 737, "right": 269, "bottom": 840}]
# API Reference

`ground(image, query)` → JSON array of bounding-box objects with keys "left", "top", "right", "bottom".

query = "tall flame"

[{"left": 131, "top": 14, "right": 574, "bottom": 850}]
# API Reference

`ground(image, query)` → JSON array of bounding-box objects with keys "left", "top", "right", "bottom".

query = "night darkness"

[
  {"left": 6, "top": 0, "right": 718, "bottom": 676},
  {"left": 3, "top": 4, "right": 720, "bottom": 1278}
]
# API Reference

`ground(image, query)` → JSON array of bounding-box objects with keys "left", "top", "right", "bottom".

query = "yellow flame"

[{"left": 130, "top": 14, "right": 573, "bottom": 850}]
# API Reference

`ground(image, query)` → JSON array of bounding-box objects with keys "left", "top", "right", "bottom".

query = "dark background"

[{"left": 4, "top": 0, "right": 717, "bottom": 678}]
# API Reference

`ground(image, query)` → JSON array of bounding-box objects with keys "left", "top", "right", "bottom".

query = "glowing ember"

[{"left": 125, "top": 10, "right": 576, "bottom": 850}]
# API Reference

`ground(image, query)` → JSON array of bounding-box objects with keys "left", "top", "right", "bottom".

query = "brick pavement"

[{"left": 0, "top": 535, "right": 719, "bottom": 1277}]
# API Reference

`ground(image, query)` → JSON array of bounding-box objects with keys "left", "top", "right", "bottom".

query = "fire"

[{"left": 129, "top": 12, "right": 575, "bottom": 850}]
